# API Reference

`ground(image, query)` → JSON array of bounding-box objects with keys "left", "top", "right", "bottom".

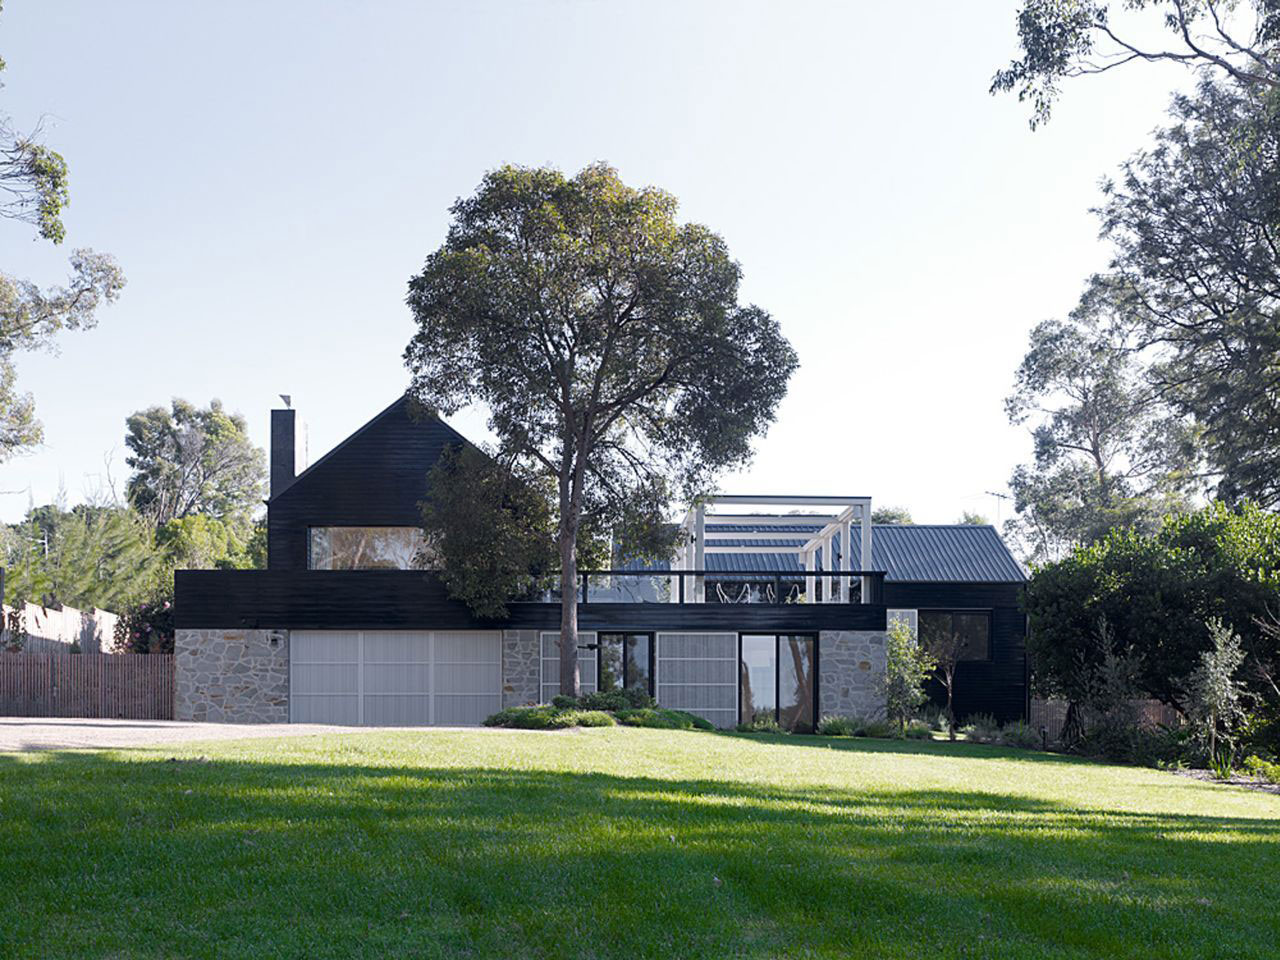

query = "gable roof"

[
  {"left": 702, "top": 523, "right": 1027, "bottom": 583},
  {"left": 270, "top": 394, "right": 472, "bottom": 516}
]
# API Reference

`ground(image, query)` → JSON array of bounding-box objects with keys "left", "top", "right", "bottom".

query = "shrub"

[
  {"left": 482, "top": 706, "right": 615, "bottom": 729},
  {"left": 961, "top": 713, "right": 1001, "bottom": 744},
  {"left": 550, "top": 694, "right": 579, "bottom": 709},
  {"left": 860, "top": 718, "right": 897, "bottom": 739},
  {"left": 817, "top": 714, "right": 857, "bottom": 737},
  {"left": 112, "top": 595, "right": 175, "bottom": 654},
  {"left": 577, "top": 687, "right": 655, "bottom": 711},
  {"left": 882, "top": 619, "right": 935, "bottom": 734},
  {"left": 904, "top": 719, "right": 932, "bottom": 740},
  {"left": 615, "top": 707, "right": 713, "bottom": 730},
  {"left": 736, "top": 713, "right": 782, "bottom": 733},
  {"left": 1074, "top": 722, "right": 1188, "bottom": 766},
  {"left": 1243, "top": 754, "right": 1280, "bottom": 784},
  {"left": 997, "top": 721, "right": 1041, "bottom": 750}
]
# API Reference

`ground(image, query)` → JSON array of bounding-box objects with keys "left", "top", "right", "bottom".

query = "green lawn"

[{"left": 2, "top": 729, "right": 1278, "bottom": 959}]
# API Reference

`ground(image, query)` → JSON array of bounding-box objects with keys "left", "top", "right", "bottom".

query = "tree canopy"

[
  {"left": 871, "top": 506, "right": 913, "bottom": 524},
  {"left": 993, "top": 0, "right": 1280, "bottom": 127},
  {"left": 407, "top": 163, "right": 797, "bottom": 696},
  {"left": 125, "top": 399, "right": 266, "bottom": 527}
]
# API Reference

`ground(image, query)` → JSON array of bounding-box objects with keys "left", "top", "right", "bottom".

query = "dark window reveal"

[{"left": 919, "top": 610, "right": 991, "bottom": 661}]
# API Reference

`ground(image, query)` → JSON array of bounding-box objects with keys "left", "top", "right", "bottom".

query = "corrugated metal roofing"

[{"left": 696, "top": 524, "right": 1026, "bottom": 582}]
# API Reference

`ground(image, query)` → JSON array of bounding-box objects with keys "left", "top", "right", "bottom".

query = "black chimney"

[{"left": 270, "top": 407, "right": 296, "bottom": 498}]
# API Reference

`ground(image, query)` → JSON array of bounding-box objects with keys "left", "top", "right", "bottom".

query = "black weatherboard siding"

[
  {"left": 267, "top": 396, "right": 468, "bottom": 571},
  {"left": 884, "top": 580, "right": 1027, "bottom": 724},
  {"left": 174, "top": 569, "right": 888, "bottom": 634}
]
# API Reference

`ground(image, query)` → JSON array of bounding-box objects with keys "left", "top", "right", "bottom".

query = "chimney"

[{"left": 270, "top": 406, "right": 296, "bottom": 498}]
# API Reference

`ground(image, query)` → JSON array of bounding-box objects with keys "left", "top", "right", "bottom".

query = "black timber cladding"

[
  {"left": 174, "top": 570, "right": 888, "bottom": 633},
  {"left": 884, "top": 580, "right": 1028, "bottom": 725},
  {"left": 267, "top": 395, "right": 469, "bottom": 571}
]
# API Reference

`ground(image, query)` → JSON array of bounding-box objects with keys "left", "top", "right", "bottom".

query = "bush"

[
  {"left": 997, "top": 721, "right": 1042, "bottom": 750},
  {"left": 615, "top": 707, "right": 713, "bottom": 730},
  {"left": 817, "top": 714, "right": 857, "bottom": 737},
  {"left": 904, "top": 719, "right": 933, "bottom": 740},
  {"left": 860, "top": 718, "right": 897, "bottom": 739},
  {"left": 1243, "top": 754, "right": 1280, "bottom": 784},
  {"left": 1074, "top": 722, "right": 1188, "bottom": 766},
  {"left": 960, "top": 713, "right": 1001, "bottom": 744},
  {"left": 736, "top": 713, "right": 782, "bottom": 733},
  {"left": 550, "top": 694, "right": 579, "bottom": 709},
  {"left": 577, "top": 687, "right": 656, "bottom": 711},
  {"left": 112, "top": 595, "right": 175, "bottom": 654},
  {"left": 482, "top": 706, "right": 616, "bottom": 729}
]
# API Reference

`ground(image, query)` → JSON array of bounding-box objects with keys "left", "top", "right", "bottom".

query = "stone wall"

[
  {"left": 819, "top": 630, "right": 887, "bottom": 719},
  {"left": 175, "top": 628, "right": 290, "bottom": 723},
  {"left": 502, "top": 629, "right": 540, "bottom": 707}
]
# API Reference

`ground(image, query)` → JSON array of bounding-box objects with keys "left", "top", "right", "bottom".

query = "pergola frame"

[{"left": 675, "top": 495, "right": 874, "bottom": 604}]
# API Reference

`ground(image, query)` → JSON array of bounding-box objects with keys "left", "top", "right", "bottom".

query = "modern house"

[{"left": 174, "top": 396, "right": 1028, "bottom": 729}]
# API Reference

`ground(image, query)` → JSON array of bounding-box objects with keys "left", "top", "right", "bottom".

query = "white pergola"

[{"left": 673, "top": 495, "right": 874, "bottom": 603}]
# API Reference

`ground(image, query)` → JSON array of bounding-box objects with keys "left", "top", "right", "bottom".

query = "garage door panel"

[
  {"left": 364, "top": 693, "right": 432, "bottom": 726},
  {"left": 363, "top": 662, "right": 432, "bottom": 693},
  {"left": 435, "top": 693, "right": 501, "bottom": 725},
  {"left": 292, "top": 694, "right": 360, "bottom": 725},
  {"left": 290, "top": 630, "right": 501, "bottom": 726}
]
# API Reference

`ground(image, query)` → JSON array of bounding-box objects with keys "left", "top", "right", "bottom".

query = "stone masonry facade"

[
  {"left": 502, "top": 629, "right": 541, "bottom": 708},
  {"left": 819, "top": 630, "right": 887, "bottom": 720},
  {"left": 175, "top": 628, "right": 290, "bottom": 723}
]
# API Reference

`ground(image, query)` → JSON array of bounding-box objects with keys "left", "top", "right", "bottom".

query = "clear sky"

[{"left": 0, "top": 1, "right": 1191, "bottom": 526}]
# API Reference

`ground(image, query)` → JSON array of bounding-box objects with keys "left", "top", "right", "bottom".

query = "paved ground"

[{"left": 0, "top": 717, "right": 454, "bottom": 752}]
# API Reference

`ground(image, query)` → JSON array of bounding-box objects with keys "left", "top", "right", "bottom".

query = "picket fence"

[{"left": 0, "top": 654, "right": 174, "bottom": 719}]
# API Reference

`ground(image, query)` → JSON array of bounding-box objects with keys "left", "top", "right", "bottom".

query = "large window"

[
  {"left": 309, "top": 527, "right": 433, "bottom": 570},
  {"left": 597, "top": 633, "right": 653, "bottom": 694},
  {"left": 740, "top": 634, "right": 817, "bottom": 732},
  {"left": 919, "top": 610, "right": 991, "bottom": 661}
]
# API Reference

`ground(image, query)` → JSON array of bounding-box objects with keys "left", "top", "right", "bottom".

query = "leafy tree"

[
  {"left": 1087, "top": 81, "right": 1280, "bottom": 506},
  {"left": 405, "top": 163, "right": 797, "bottom": 696},
  {"left": 125, "top": 399, "right": 266, "bottom": 526},
  {"left": 992, "top": 0, "right": 1280, "bottom": 127},
  {"left": 3, "top": 504, "right": 164, "bottom": 611},
  {"left": 871, "top": 506, "right": 913, "bottom": 524},
  {"left": 156, "top": 514, "right": 259, "bottom": 571},
  {"left": 1005, "top": 302, "right": 1199, "bottom": 561},
  {"left": 956, "top": 511, "right": 990, "bottom": 526},
  {"left": 882, "top": 618, "right": 935, "bottom": 735},
  {"left": 920, "top": 618, "right": 967, "bottom": 740},
  {"left": 1024, "top": 502, "right": 1280, "bottom": 713},
  {"left": 421, "top": 446, "right": 558, "bottom": 619},
  {"left": 0, "top": 3, "right": 125, "bottom": 460},
  {"left": 1187, "top": 618, "right": 1250, "bottom": 766}
]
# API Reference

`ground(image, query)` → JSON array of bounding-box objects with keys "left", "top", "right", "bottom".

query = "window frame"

[
  {"left": 595, "top": 632, "right": 656, "bottom": 696},
  {"left": 736, "top": 632, "right": 819, "bottom": 732},
  {"left": 917, "top": 608, "right": 994, "bottom": 663}
]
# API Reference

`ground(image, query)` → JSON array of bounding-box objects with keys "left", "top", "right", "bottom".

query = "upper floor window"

[
  {"left": 919, "top": 610, "right": 991, "bottom": 661},
  {"left": 308, "top": 527, "right": 433, "bottom": 570}
]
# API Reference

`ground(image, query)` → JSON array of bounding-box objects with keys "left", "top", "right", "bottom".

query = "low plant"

[
  {"left": 960, "top": 713, "right": 1000, "bottom": 744},
  {"left": 615, "top": 707, "right": 713, "bottom": 730},
  {"left": 816, "top": 714, "right": 857, "bottom": 737},
  {"left": 482, "top": 706, "right": 617, "bottom": 729},
  {"left": 1208, "top": 750, "right": 1235, "bottom": 781},
  {"left": 736, "top": 713, "right": 782, "bottom": 733},
  {"left": 1242, "top": 754, "right": 1280, "bottom": 784},
  {"left": 1074, "top": 722, "right": 1188, "bottom": 766},
  {"left": 860, "top": 718, "right": 898, "bottom": 739},
  {"left": 997, "top": 721, "right": 1041, "bottom": 750},
  {"left": 904, "top": 719, "right": 933, "bottom": 740},
  {"left": 576, "top": 688, "right": 656, "bottom": 711}
]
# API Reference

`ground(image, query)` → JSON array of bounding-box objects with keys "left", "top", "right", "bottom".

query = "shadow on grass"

[{"left": 1, "top": 748, "right": 1278, "bottom": 960}]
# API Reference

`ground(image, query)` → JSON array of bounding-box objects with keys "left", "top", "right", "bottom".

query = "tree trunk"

[
  {"left": 557, "top": 523, "right": 581, "bottom": 700},
  {"left": 946, "top": 683, "right": 956, "bottom": 742}
]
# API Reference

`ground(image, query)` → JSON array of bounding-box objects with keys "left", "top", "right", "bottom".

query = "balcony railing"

[{"left": 538, "top": 569, "right": 886, "bottom": 605}]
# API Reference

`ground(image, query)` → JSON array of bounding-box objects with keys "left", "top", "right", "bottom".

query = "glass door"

[{"left": 739, "top": 634, "right": 817, "bottom": 732}]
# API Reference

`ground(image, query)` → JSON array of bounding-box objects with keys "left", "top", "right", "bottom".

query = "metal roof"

[{"left": 700, "top": 524, "right": 1027, "bottom": 582}]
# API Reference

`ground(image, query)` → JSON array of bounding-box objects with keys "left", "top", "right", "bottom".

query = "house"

[{"left": 174, "top": 395, "right": 1028, "bottom": 729}]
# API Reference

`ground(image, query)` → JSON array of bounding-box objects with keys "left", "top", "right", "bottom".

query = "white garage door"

[{"left": 290, "top": 630, "right": 502, "bottom": 726}]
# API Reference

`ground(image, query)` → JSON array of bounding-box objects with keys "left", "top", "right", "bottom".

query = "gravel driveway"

[{"left": 0, "top": 717, "right": 430, "bottom": 752}]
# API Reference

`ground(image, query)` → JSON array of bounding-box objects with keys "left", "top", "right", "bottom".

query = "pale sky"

[{"left": 0, "top": 1, "right": 1192, "bottom": 526}]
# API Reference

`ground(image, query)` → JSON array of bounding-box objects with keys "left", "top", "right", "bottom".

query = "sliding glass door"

[{"left": 739, "top": 634, "right": 817, "bottom": 732}]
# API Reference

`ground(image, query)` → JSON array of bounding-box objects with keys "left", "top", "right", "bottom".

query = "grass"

[{"left": 2, "top": 729, "right": 1278, "bottom": 959}]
